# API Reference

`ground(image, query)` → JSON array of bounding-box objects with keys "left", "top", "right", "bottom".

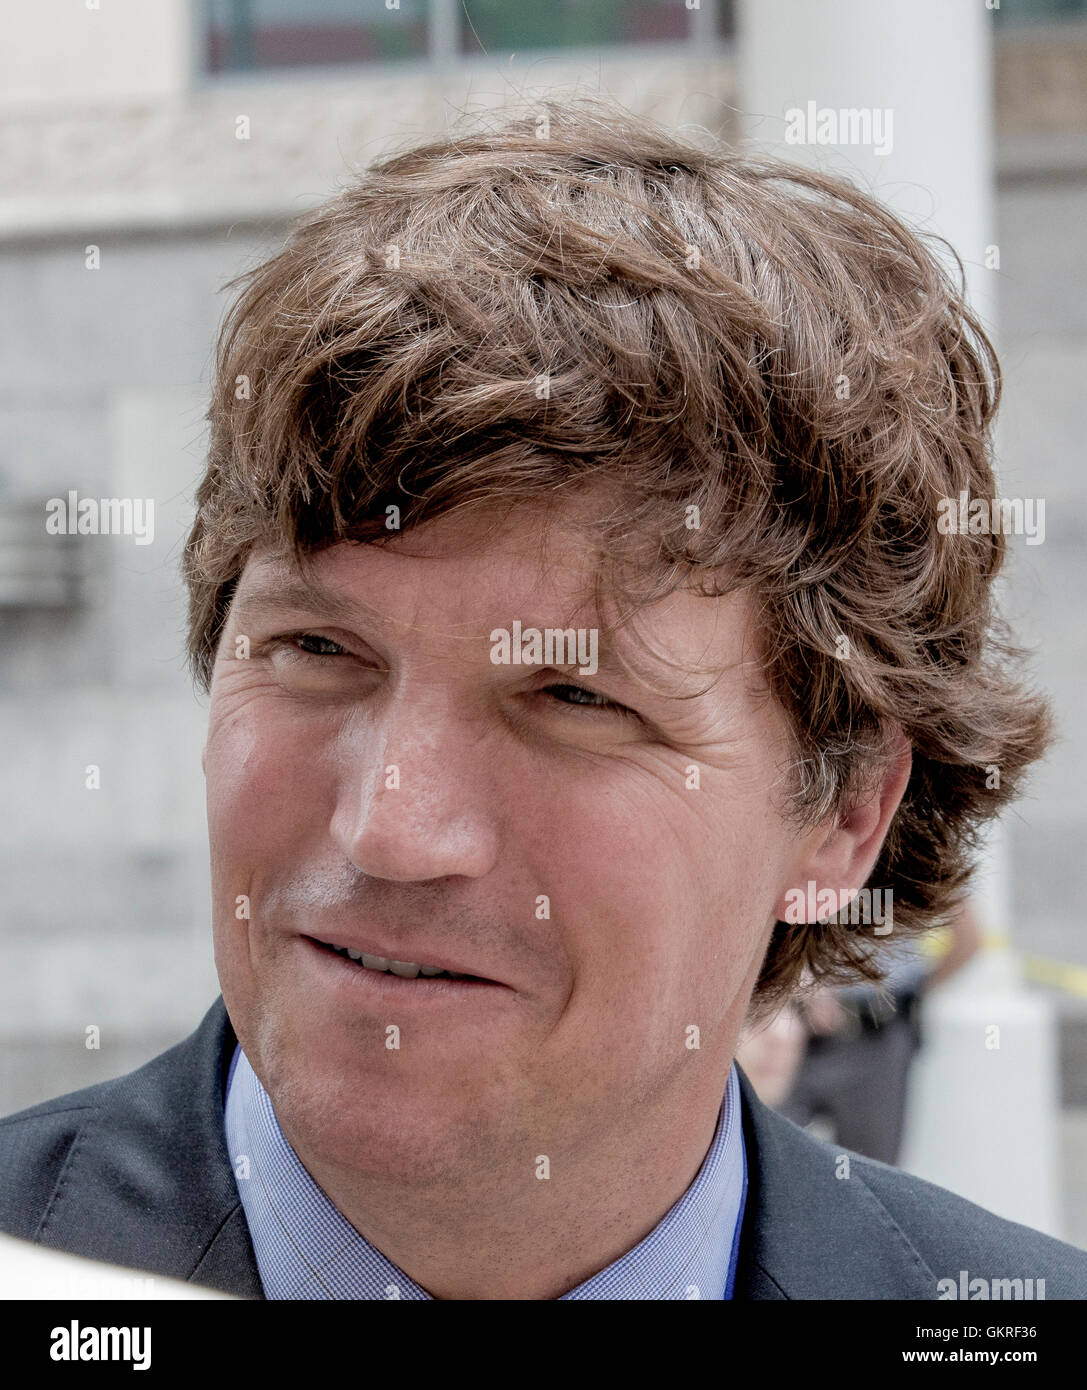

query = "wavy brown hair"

[{"left": 183, "top": 97, "right": 1051, "bottom": 1014}]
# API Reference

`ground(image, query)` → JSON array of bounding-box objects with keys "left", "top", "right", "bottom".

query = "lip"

[
  {"left": 301, "top": 936, "right": 515, "bottom": 999},
  {"left": 301, "top": 933, "right": 510, "bottom": 988}
]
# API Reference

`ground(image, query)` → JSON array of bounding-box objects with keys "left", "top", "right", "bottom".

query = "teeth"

[{"left": 329, "top": 944, "right": 454, "bottom": 979}]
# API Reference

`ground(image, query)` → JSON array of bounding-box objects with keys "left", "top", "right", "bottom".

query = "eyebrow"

[
  {"left": 230, "top": 572, "right": 385, "bottom": 632},
  {"left": 230, "top": 570, "right": 708, "bottom": 696}
]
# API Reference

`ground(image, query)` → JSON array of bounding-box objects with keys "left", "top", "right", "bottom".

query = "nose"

[{"left": 329, "top": 694, "right": 501, "bottom": 883}]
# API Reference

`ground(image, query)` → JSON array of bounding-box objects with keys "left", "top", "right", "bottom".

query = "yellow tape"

[
  {"left": 1021, "top": 955, "right": 1087, "bottom": 1001},
  {"left": 923, "top": 928, "right": 1087, "bottom": 998},
  {"left": 981, "top": 931, "right": 1087, "bottom": 998}
]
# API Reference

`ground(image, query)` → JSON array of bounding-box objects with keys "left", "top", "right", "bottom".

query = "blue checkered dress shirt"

[{"left": 225, "top": 1045, "right": 747, "bottom": 1299}]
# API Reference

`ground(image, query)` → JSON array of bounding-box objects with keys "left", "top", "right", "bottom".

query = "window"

[
  {"left": 993, "top": 0, "right": 1087, "bottom": 24},
  {"left": 206, "top": 0, "right": 429, "bottom": 72},
  {"left": 204, "top": 0, "right": 732, "bottom": 75}
]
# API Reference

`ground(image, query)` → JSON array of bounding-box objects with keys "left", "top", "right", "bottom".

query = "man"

[{"left": 1, "top": 97, "right": 1083, "bottom": 1300}]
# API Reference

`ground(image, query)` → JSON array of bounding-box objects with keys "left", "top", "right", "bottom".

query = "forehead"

[
  {"left": 230, "top": 502, "right": 764, "bottom": 696},
  {"left": 237, "top": 503, "right": 603, "bottom": 620}
]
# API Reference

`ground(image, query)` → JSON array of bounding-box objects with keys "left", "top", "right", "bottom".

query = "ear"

[{"left": 772, "top": 726, "right": 912, "bottom": 923}]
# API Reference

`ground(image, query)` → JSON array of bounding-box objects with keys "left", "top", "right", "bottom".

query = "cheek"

[
  {"left": 205, "top": 696, "right": 333, "bottom": 870},
  {"left": 204, "top": 698, "right": 338, "bottom": 1028},
  {"left": 532, "top": 768, "right": 782, "bottom": 1011}
]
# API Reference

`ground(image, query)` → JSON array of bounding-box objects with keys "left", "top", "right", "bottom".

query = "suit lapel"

[
  {"left": 38, "top": 996, "right": 263, "bottom": 1298},
  {"left": 732, "top": 1065, "right": 937, "bottom": 1299}
]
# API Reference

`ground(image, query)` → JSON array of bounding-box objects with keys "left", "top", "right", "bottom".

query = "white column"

[
  {"left": 737, "top": 0, "right": 995, "bottom": 327},
  {"left": 0, "top": 0, "right": 193, "bottom": 108},
  {"left": 737, "top": 0, "right": 1060, "bottom": 1234},
  {"left": 901, "top": 825, "right": 1060, "bottom": 1234}
]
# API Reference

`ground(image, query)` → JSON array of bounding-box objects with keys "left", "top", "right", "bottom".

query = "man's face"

[{"left": 204, "top": 499, "right": 814, "bottom": 1184}]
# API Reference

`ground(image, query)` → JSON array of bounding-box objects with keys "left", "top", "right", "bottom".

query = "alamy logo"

[
  {"left": 937, "top": 1271, "right": 1045, "bottom": 1300},
  {"left": 936, "top": 491, "right": 1044, "bottom": 545},
  {"left": 50, "top": 1321, "right": 151, "bottom": 1370},
  {"left": 784, "top": 101, "right": 894, "bottom": 156},
  {"left": 489, "top": 621, "right": 599, "bottom": 677},
  {"left": 45, "top": 490, "right": 155, "bottom": 545},
  {"left": 783, "top": 881, "right": 893, "bottom": 934}
]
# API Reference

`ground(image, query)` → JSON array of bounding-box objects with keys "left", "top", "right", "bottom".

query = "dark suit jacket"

[{"left": 1, "top": 996, "right": 1084, "bottom": 1299}]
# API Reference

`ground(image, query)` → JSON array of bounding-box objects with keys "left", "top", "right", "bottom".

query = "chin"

[
  {"left": 249, "top": 1021, "right": 488, "bottom": 1176},
  {"left": 281, "top": 1069, "right": 486, "bottom": 1185}
]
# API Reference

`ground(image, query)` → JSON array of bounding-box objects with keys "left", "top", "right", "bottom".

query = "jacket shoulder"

[
  {"left": 0, "top": 999, "right": 256, "bottom": 1293},
  {"left": 0, "top": 1045, "right": 192, "bottom": 1243},
  {"left": 0, "top": 1088, "right": 102, "bottom": 1241},
  {"left": 845, "top": 1147, "right": 1087, "bottom": 1297},
  {"left": 736, "top": 1066, "right": 1087, "bottom": 1299}
]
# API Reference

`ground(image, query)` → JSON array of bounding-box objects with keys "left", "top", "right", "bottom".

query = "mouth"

[{"left": 303, "top": 935, "right": 507, "bottom": 989}]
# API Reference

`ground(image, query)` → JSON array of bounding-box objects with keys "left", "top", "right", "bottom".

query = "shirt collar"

[{"left": 225, "top": 1046, "right": 746, "bottom": 1299}]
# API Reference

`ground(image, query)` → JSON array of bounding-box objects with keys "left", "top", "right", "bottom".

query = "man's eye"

[
  {"left": 289, "top": 633, "right": 349, "bottom": 657},
  {"left": 543, "top": 683, "right": 634, "bottom": 717}
]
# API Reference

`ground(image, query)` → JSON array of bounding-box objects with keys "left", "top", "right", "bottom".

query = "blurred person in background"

[{"left": 738, "top": 905, "right": 983, "bottom": 1164}]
